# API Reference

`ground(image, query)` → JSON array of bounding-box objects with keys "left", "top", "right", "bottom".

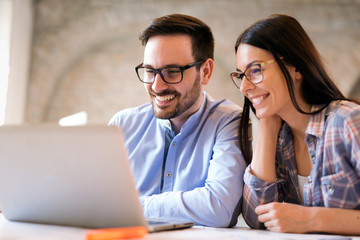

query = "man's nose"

[{"left": 151, "top": 73, "right": 168, "bottom": 92}]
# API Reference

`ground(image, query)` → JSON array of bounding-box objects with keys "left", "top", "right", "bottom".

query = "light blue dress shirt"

[{"left": 109, "top": 92, "right": 247, "bottom": 227}]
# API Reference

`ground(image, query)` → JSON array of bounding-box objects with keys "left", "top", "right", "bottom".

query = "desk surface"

[{"left": 0, "top": 215, "right": 358, "bottom": 240}]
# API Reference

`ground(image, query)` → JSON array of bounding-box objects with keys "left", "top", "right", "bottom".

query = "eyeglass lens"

[
  {"left": 137, "top": 67, "right": 183, "bottom": 84},
  {"left": 231, "top": 64, "right": 263, "bottom": 87}
]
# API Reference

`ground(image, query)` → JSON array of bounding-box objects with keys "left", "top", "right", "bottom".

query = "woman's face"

[{"left": 236, "top": 44, "right": 300, "bottom": 119}]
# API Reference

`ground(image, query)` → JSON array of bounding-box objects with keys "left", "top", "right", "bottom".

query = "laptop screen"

[{"left": 0, "top": 125, "right": 147, "bottom": 229}]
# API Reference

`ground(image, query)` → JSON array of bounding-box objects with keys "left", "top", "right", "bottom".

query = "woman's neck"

[
  {"left": 280, "top": 103, "right": 313, "bottom": 176},
  {"left": 279, "top": 102, "right": 311, "bottom": 139}
]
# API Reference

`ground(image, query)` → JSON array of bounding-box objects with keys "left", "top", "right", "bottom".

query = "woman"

[{"left": 231, "top": 14, "right": 360, "bottom": 234}]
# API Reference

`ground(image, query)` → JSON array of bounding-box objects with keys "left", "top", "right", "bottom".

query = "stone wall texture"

[{"left": 26, "top": 0, "right": 360, "bottom": 124}]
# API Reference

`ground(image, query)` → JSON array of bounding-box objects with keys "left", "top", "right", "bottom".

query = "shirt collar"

[
  {"left": 305, "top": 104, "right": 328, "bottom": 138},
  {"left": 158, "top": 91, "right": 208, "bottom": 133}
]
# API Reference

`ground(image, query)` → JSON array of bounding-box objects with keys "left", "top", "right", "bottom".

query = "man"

[{"left": 109, "top": 14, "right": 248, "bottom": 227}]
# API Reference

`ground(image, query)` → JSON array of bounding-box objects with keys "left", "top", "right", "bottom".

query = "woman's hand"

[
  {"left": 250, "top": 115, "right": 282, "bottom": 183},
  {"left": 256, "top": 202, "right": 360, "bottom": 235},
  {"left": 255, "top": 202, "right": 314, "bottom": 233},
  {"left": 258, "top": 115, "right": 282, "bottom": 136}
]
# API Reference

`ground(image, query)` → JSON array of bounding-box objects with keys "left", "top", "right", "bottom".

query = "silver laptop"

[{"left": 0, "top": 125, "right": 193, "bottom": 232}]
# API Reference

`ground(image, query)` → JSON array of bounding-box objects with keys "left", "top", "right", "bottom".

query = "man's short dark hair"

[{"left": 139, "top": 14, "right": 214, "bottom": 62}]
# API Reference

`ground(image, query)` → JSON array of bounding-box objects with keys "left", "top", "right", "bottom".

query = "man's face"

[{"left": 142, "top": 35, "right": 205, "bottom": 124}]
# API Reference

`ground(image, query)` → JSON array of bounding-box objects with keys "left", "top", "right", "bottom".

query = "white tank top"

[{"left": 297, "top": 175, "right": 309, "bottom": 201}]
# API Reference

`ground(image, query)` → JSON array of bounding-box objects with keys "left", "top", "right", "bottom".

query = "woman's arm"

[
  {"left": 256, "top": 202, "right": 360, "bottom": 235},
  {"left": 242, "top": 115, "right": 283, "bottom": 228},
  {"left": 250, "top": 116, "right": 282, "bottom": 183}
]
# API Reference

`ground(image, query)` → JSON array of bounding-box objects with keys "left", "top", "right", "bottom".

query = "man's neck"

[{"left": 170, "top": 94, "right": 204, "bottom": 135}]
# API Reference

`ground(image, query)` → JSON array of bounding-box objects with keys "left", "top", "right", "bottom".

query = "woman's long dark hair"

[{"left": 235, "top": 14, "right": 356, "bottom": 165}]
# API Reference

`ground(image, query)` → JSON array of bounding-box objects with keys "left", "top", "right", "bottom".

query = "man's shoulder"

[
  {"left": 109, "top": 102, "right": 154, "bottom": 125},
  {"left": 116, "top": 102, "right": 153, "bottom": 115},
  {"left": 204, "top": 94, "right": 242, "bottom": 115}
]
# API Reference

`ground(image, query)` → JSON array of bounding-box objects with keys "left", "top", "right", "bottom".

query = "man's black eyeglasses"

[{"left": 135, "top": 60, "right": 205, "bottom": 84}]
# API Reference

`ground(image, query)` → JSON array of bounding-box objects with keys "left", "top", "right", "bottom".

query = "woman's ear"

[
  {"left": 294, "top": 68, "right": 303, "bottom": 81},
  {"left": 200, "top": 58, "right": 214, "bottom": 85},
  {"left": 288, "top": 65, "right": 302, "bottom": 84}
]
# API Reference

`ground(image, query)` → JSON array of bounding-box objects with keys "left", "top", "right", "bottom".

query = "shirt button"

[
  {"left": 166, "top": 172, "right": 171, "bottom": 177},
  {"left": 172, "top": 142, "right": 176, "bottom": 147},
  {"left": 311, "top": 154, "right": 316, "bottom": 161},
  {"left": 326, "top": 185, "right": 335, "bottom": 194},
  {"left": 308, "top": 179, "right": 312, "bottom": 184}
]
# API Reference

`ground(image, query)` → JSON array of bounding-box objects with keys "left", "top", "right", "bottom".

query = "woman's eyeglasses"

[{"left": 230, "top": 58, "right": 283, "bottom": 88}]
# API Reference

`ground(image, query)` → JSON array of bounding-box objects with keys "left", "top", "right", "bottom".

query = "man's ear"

[{"left": 200, "top": 58, "right": 214, "bottom": 85}]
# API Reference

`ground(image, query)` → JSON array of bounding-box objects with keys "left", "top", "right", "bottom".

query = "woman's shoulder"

[
  {"left": 325, "top": 100, "right": 360, "bottom": 129},
  {"left": 327, "top": 100, "right": 360, "bottom": 118}
]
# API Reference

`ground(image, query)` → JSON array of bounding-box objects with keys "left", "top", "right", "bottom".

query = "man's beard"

[{"left": 151, "top": 74, "right": 202, "bottom": 120}]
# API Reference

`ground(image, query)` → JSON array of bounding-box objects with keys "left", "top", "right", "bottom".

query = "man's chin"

[{"left": 152, "top": 106, "right": 173, "bottom": 119}]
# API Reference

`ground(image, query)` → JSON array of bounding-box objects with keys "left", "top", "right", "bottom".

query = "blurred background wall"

[{"left": 2, "top": 0, "right": 360, "bottom": 125}]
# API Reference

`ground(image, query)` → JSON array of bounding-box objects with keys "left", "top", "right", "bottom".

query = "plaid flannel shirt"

[{"left": 242, "top": 100, "right": 360, "bottom": 229}]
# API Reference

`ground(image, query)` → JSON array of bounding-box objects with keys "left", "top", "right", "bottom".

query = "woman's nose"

[{"left": 239, "top": 78, "right": 255, "bottom": 93}]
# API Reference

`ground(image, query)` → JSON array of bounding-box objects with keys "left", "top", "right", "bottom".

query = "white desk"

[{"left": 0, "top": 215, "right": 358, "bottom": 240}]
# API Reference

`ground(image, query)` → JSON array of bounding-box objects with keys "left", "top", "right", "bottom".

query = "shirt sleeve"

[
  {"left": 139, "top": 113, "right": 247, "bottom": 227},
  {"left": 327, "top": 106, "right": 360, "bottom": 208},
  {"left": 343, "top": 110, "right": 360, "bottom": 173},
  {"left": 242, "top": 165, "right": 286, "bottom": 229}
]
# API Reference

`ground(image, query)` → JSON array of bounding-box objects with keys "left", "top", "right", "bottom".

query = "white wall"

[
  {"left": 0, "top": 0, "right": 12, "bottom": 125},
  {"left": 4, "top": 0, "right": 32, "bottom": 125}
]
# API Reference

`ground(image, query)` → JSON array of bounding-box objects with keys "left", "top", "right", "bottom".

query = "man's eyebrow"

[
  {"left": 235, "top": 60, "right": 261, "bottom": 72},
  {"left": 142, "top": 64, "right": 153, "bottom": 68},
  {"left": 142, "top": 63, "right": 181, "bottom": 69}
]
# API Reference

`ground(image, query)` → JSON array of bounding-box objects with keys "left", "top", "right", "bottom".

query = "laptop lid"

[{"left": 0, "top": 125, "right": 193, "bottom": 231}]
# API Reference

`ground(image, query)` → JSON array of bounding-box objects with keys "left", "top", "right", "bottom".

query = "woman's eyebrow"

[{"left": 236, "top": 60, "right": 261, "bottom": 72}]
